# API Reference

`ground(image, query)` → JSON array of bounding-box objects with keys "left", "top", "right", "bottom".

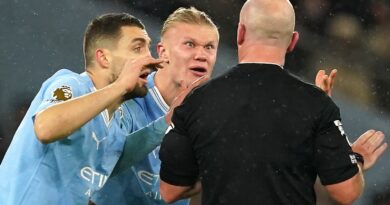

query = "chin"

[
  {"left": 133, "top": 86, "right": 148, "bottom": 97},
  {"left": 137, "top": 89, "right": 148, "bottom": 97}
]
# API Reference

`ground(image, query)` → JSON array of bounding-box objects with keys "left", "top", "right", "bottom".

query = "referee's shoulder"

[
  {"left": 286, "top": 71, "right": 332, "bottom": 100},
  {"left": 183, "top": 73, "right": 226, "bottom": 104}
]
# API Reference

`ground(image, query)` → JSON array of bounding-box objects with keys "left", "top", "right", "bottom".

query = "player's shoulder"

[
  {"left": 42, "top": 69, "right": 88, "bottom": 88},
  {"left": 49, "top": 69, "right": 84, "bottom": 83},
  {"left": 38, "top": 69, "right": 91, "bottom": 98}
]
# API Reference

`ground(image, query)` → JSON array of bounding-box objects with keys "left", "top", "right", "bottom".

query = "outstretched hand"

[
  {"left": 165, "top": 76, "right": 209, "bottom": 124},
  {"left": 315, "top": 69, "right": 337, "bottom": 97},
  {"left": 352, "top": 130, "right": 388, "bottom": 171}
]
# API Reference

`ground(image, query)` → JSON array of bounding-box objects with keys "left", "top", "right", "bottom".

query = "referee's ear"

[
  {"left": 237, "top": 23, "right": 246, "bottom": 46},
  {"left": 287, "top": 31, "right": 299, "bottom": 53}
]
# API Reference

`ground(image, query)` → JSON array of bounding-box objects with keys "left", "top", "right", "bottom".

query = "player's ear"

[
  {"left": 95, "top": 48, "right": 111, "bottom": 68},
  {"left": 157, "top": 42, "right": 169, "bottom": 62}
]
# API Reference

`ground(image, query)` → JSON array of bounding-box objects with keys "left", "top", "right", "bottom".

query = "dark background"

[{"left": 0, "top": 0, "right": 389, "bottom": 204}]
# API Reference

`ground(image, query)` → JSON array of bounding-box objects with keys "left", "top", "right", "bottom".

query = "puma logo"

[{"left": 91, "top": 132, "right": 107, "bottom": 150}]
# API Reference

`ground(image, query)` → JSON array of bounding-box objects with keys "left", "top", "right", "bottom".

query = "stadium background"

[{"left": 0, "top": 0, "right": 389, "bottom": 204}]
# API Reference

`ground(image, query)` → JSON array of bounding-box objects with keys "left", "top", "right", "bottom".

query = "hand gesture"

[
  {"left": 352, "top": 130, "right": 388, "bottom": 171},
  {"left": 165, "top": 76, "right": 209, "bottom": 124},
  {"left": 116, "top": 56, "right": 164, "bottom": 93},
  {"left": 315, "top": 69, "right": 337, "bottom": 97}
]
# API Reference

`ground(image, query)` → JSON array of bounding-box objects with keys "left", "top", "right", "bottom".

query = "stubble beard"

[{"left": 122, "top": 84, "right": 148, "bottom": 101}]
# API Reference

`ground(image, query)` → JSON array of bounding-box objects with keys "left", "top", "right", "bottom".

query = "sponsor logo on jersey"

[
  {"left": 80, "top": 166, "right": 108, "bottom": 196},
  {"left": 137, "top": 170, "right": 162, "bottom": 200},
  {"left": 138, "top": 170, "right": 159, "bottom": 186}
]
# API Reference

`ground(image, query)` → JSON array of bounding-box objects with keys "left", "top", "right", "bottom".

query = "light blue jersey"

[
  {"left": 0, "top": 69, "right": 128, "bottom": 205},
  {"left": 93, "top": 72, "right": 189, "bottom": 205}
]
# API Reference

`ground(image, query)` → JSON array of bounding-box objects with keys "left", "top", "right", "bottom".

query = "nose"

[
  {"left": 194, "top": 47, "right": 208, "bottom": 62},
  {"left": 143, "top": 49, "right": 152, "bottom": 58}
]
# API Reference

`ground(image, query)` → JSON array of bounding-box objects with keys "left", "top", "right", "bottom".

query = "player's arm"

[
  {"left": 34, "top": 57, "right": 163, "bottom": 144},
  {"left": 112, "top": 116, "right": 168, "bottom": 174},
  {"left": 160, "top": 180, "right": 201, "bottom": 203},
  {"left": 315, "top": 69, "right": 337, "bottom": 96},
  {"left": 34, "top": 83, "right": 126, "bottom": 144},
  {"left": 112, "top": 76, "right": 208, "bottom": 174}
]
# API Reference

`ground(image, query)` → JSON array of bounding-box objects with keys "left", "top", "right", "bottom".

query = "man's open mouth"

[
  {"left": 190, "top": 67, "right": 207, "bottom": 76},
  {"left": 139, "top": 69, "right": 151, "bottom": 80}
]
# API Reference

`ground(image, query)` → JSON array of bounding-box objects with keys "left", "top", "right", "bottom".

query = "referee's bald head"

[{"left": 239, "top": 0, "right": 295, "bottom": 48}]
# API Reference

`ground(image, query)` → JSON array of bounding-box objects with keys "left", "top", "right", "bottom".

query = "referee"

[{"left": 158, "top": 0, "right": 387, "bottom": 205}]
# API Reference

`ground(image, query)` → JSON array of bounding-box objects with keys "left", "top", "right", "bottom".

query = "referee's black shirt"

[{"left": 160, "top": 63, "right": 359, "bottom": 205}]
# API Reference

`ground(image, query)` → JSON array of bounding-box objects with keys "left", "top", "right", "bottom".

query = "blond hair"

[{"left": 161, "top": 7, "right": 218, "bottom": 37}]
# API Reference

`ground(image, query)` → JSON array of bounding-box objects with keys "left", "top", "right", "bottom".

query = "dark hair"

[{"left": 83, "top": 13, "right": 145, "bottom": 67}]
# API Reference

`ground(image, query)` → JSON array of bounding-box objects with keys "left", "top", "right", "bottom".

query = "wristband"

[{"left": 354, "top": 152, "right": 364, "bottom": 165}]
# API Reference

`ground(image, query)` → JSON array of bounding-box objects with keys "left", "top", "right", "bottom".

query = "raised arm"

[
  {"left": 112, "top": 76, "right": 209, "bottom": 173},
  {"left": 315, "top": 69, "right": 337, "bottom": 96},
  {"left": 34, "top": 83, "right": 126, "bottom": 144},
  {"left": 111, "top": 116, "right": 168, "bottom": 175},
  {"left": 34, "top": 57, "right": 163, "bottom": 143}
]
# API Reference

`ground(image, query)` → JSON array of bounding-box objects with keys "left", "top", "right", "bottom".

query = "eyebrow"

[
  {"left": 183, "top": 37, "right": 216, "bottom": 45},
  {"left": 131, "top": 37, "right": 152, "bottom": 47}
]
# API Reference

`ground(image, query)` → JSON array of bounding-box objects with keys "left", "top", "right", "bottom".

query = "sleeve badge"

[{"left": 52, "top": 85, "right": 73, "bottom": 101}]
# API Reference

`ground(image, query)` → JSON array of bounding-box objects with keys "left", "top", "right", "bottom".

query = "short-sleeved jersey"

[
  {"left": 0, "top": 69, "right": 128, "bottom": 205},
  {"left": 160, "top": 64, "right": 359, "bottom": 205},
  {"left": 93, "top": 72, "right": 189, "bottom": 205}
]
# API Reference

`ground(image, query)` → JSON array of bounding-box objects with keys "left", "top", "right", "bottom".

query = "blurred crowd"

[{"left": 291, "top": 0, "right": 390, "bottom": 113}]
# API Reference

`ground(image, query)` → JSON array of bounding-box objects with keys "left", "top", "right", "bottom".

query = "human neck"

[
  {"left": 238, "top": 43, "right": 286, "bottom": 66},
  {"left": 86, "top": 67, "right": 111, "bottom": 89},
  {"left": 154, "top": 70, "right": 180, "bottom": 107}
]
